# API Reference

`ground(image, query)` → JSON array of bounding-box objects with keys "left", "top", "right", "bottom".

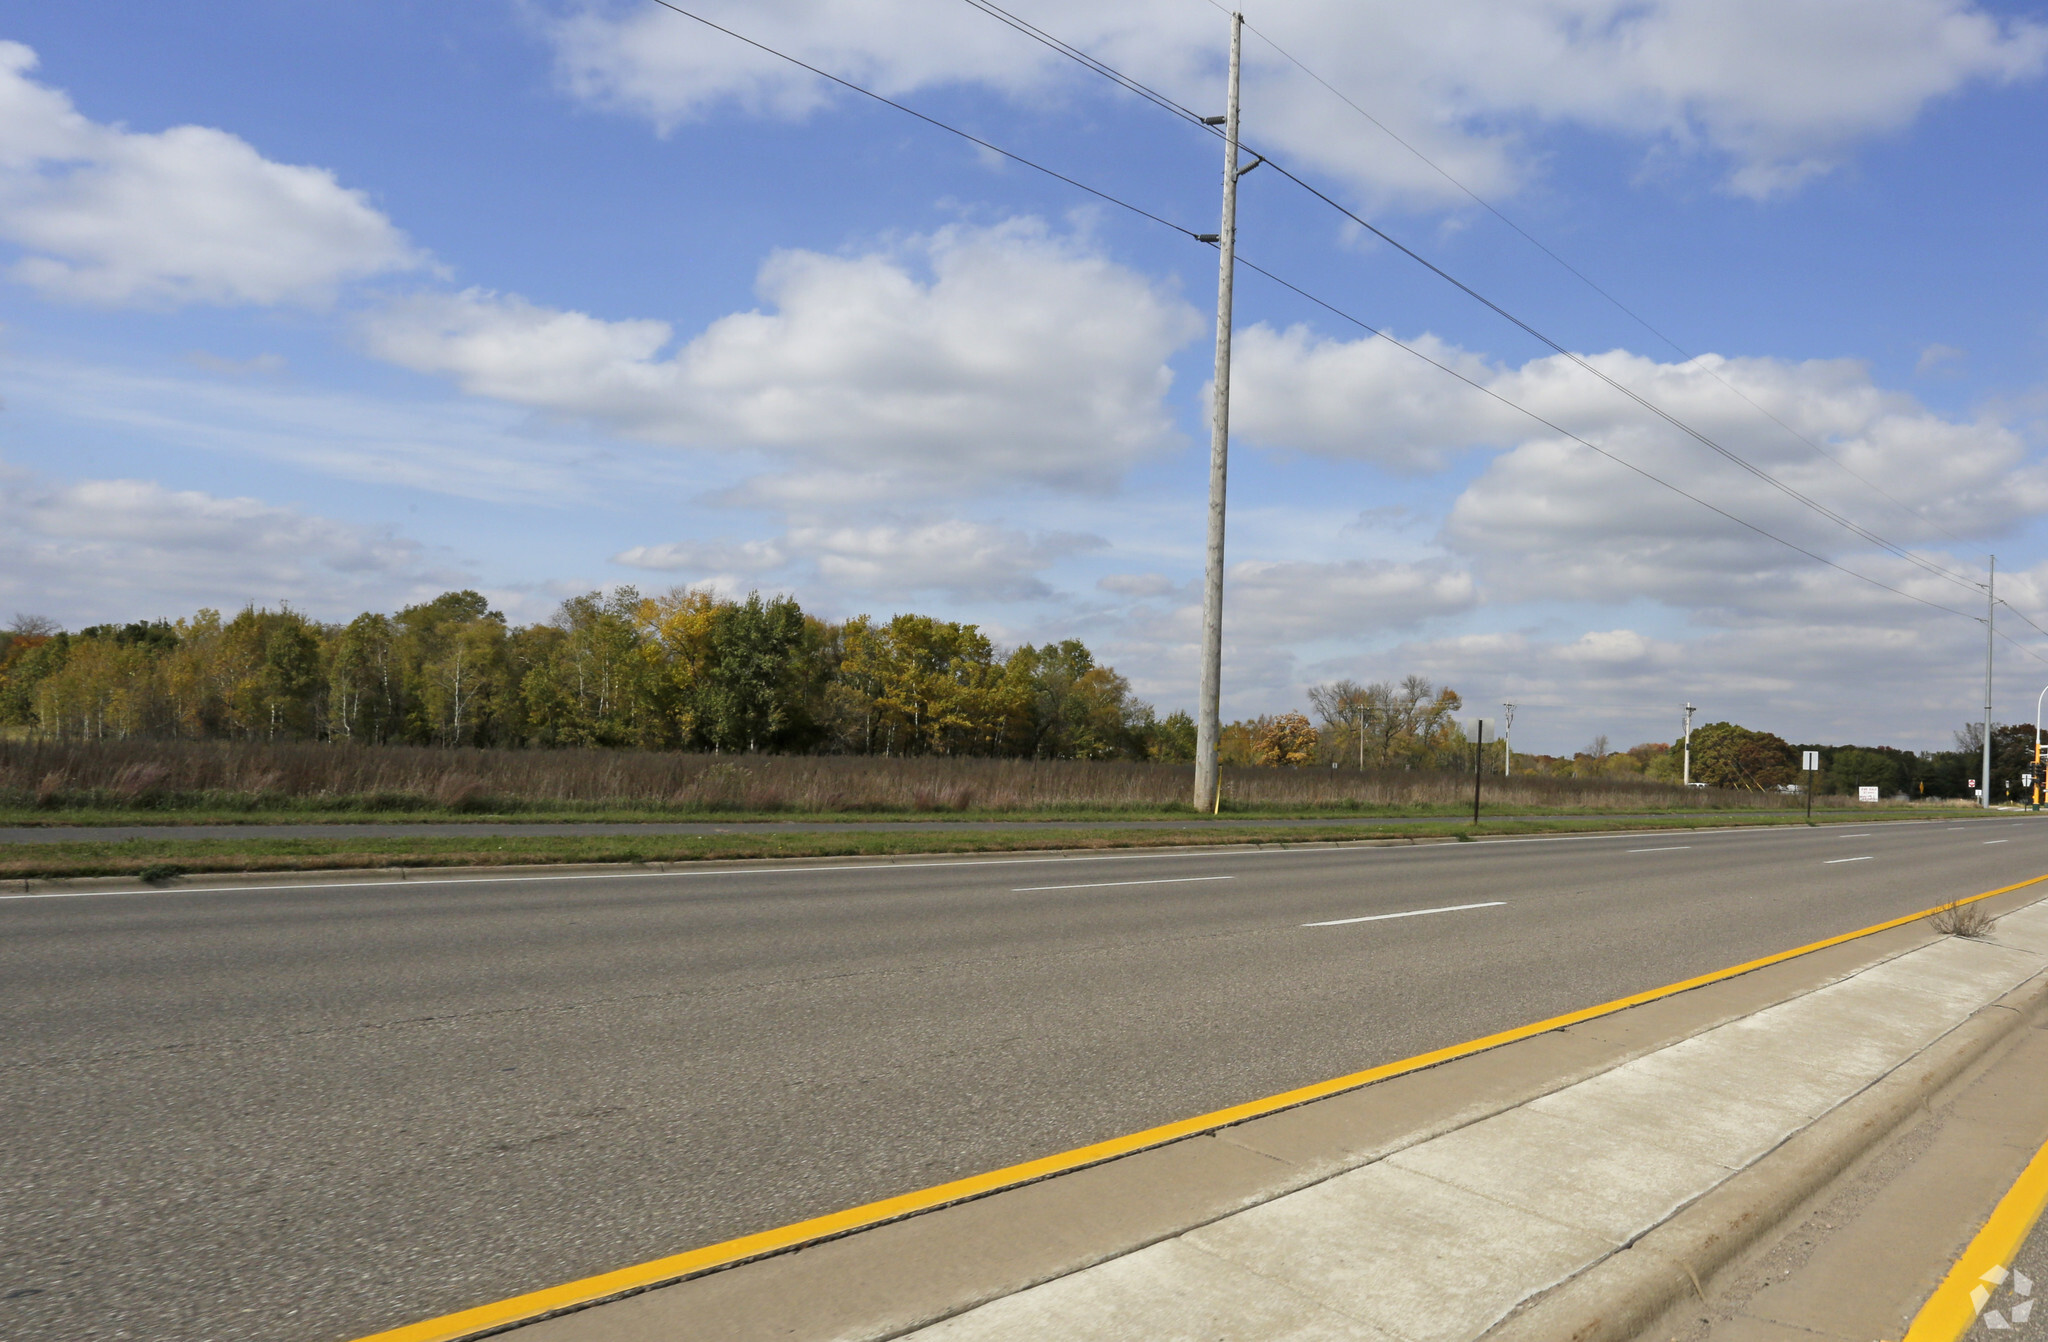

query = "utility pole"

[
  {"left": 1682, "top": 702, "right": 1696, "bottom": 787},
  {"left": 1984, "top": 555, "right": 1995, "bottom": 810},
  {"left": 1192, "top": 10, "right": 1244, "bottom": 814},
  {"left": 1501, "top": 702, "right": 1515, "bottom": 776}
]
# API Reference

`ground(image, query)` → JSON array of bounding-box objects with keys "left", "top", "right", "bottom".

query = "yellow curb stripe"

[
  {"left": 1901, "top": 1131, "right": 2048, "bottom": 1340},
  {"left": 353, "top": 871, "right": 2048, "bottom": 1342}
]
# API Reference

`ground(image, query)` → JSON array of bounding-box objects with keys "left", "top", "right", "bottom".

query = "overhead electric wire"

[
  {"left": 640, "top": 0, "right": 2001, "bottom": 642},
  {"left": 1210, "top": 0, "right": 1977, "bottom": 559},
  {"left": 1994, "top": 625, "right": 2048, "bottom": 670},
  {"left": 955, "top": 0, "right": 1986, "bottom": 596},
  {"left": 641, "top": 0, "right": 1204, "bottom": 242},
  {"left": 1222, "top": 251, "right": 1987, "bottom": 628}
]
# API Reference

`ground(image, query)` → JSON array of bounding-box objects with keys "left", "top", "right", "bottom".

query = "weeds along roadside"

[{"left": 0, "top": 738, "right": 1863, "bottom": 820}]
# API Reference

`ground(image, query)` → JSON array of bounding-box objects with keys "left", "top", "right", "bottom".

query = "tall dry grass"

[{"left": 0, "top": 738, "right": 1830, "bottom": 815}]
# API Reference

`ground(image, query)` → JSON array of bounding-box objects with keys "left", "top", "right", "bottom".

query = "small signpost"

[
  {"left": 1802, "top": 750, "right": 1820, "bottom": 822},
  {"left": 1858, "top": 786, "right": 1880, "bottom": 803}
]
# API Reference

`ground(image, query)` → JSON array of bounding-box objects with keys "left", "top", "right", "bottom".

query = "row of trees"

[
  {"left": 0, "top": 592, "right": 1188, "bottom": 760},
  {"left": 1294, "top": 682, "right": 2027, "bottom": 799},
  {"left": 6, "top": 596, "right": 2017, "bottom": 790}
]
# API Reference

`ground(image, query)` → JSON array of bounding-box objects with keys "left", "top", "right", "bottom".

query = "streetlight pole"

[
  {"left": 1191, "top": 11, "right": 1244, "bottom": 814},
  {"left": 1983, "top": 556, "right": 1995, "bottom": 809},
  {"left": 1501, "top": 702, "right": 1515, "bottom": 777},
  {"left": 1682, "top": 702, "right": 1696, "bottom": 787}
]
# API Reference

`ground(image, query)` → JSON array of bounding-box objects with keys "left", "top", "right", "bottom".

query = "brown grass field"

[{"left": 0, "top": 737, "right": 1849, "bottom": 819}]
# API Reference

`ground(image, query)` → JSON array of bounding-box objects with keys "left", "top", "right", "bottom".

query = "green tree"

[
  {"left": 1144, "top": 709, "right": 1197, "bottom": 763},
  {"left": 1824, "top": 747, "right": 1901, "bottom": 797},
  {"left": 329, "top": 613, "right": 401, "bottom": 744},
  {"left": 698, "top": 593, "right": 819, "bottom": 752},
  {"left": 521, "top": 589, "right": 651, "bottom": 747},
  {"left": 1688, "top": 722, "right": 1796, "bottom": 790}
]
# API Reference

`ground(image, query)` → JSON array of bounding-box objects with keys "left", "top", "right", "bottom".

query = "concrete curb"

[{"left": 1483, "top": 948, "right": 2048, "bottom": 1342}]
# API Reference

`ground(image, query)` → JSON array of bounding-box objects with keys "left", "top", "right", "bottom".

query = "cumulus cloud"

[
  {"left": 0, "top": 463, "right": 462, "bottom": 622},
  {"left": 1232, "top": 323, "right": 1516, "bottom": 471},
  {"left": 541, "top": 0, "right": 2047, "bottom": 201},
  {"left": 362, "top": 218, "right": 1200, "bottom": 495},
  {"left": 1446, "top": 350, "right": 2048, "bottom": 605},
  {"left": 1232, "top": 323, "right": 2045, "bottom": 611},
  {"left": 0, "top": 42, "right": 423, "bottom": 307}
]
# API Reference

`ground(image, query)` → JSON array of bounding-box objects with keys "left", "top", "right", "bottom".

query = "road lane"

[{"left": 1, "top": 816, "right": 2042, "bottom": 1342}]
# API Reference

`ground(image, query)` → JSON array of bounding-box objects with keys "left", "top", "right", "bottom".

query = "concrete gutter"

[{"left": 476, "top": 890, "right": 2048, "bottom": 1342}]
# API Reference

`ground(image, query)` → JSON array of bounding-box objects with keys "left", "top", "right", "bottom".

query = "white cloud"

[
  {"left": 362, "top": 218, "right": 1201, "bottom": 495},
  {"left": 615, "top": 516, "right": 1102, "bottom": 602},
  {"left": 0, "top": 463, "right": 463, "bottom": 624},
  {"left": 0, "top": 42, "right": 423, "bottom": 307},
  {"left": 540, "top": 0, "right": 2048, "bottom": 202},
  {"left": 2, "top": 356, "right": 631, "bottom": 506},
  {"left": 1230, "top": 323, "right": 2046, "bottom": 610},
  {"left": 1227, "top": 558, "right": 1478, "bottom": 642},
  {"left": 1445, "top": 349, "right": 2048, "bottom": 606},
  {"left": 1232, "top": 323, "right": 1516, "bottom": 471}
]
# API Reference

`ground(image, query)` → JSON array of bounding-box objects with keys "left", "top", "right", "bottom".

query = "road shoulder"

[{"left": 456, "top": 887, "right": 2048, "bottom": 1342}]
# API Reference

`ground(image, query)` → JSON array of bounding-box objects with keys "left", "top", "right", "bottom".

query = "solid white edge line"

[
  {"left": 1012, "top": 875, "right": 1237, "bottom": 892},
  {"left": 0, "top": 814, "right": 2006, "bottom": 904},
  {"left": 1303, "top": 900, "right": 1506, "bottom": 928},
  {"left": 1825, "top": 856, "right": 1876, "bottom": 864}
]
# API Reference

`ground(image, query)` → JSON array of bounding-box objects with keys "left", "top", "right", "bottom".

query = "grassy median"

[{"left": 1, "top": 810, "right": 1940, "bottom": 883}]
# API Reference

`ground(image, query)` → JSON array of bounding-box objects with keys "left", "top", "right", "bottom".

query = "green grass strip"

[{"left": 1, "top": 812, "right": 1927, "bottom": 882}]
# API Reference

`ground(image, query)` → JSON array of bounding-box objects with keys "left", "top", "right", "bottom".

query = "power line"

[
  {"left": 639, "top": 0, "right": 1994, "bottom": 639},
  {"left": 1223, "top": 249, "right": 1988, "bottom": 627},
  {"left": 1993, "top": 624, "right": 2048, "bottom": 670},
  {"left": 641, "top": 0, "right": 1205, "bottom": 242},
  {"left": 954, "top": 0, "right": 1984, "bottom": 595},
  {"left": 1215, "top": 2, "right": 1977, "bottom": 559}
]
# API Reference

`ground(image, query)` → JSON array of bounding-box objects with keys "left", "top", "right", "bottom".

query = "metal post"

[
  {"left": 1191, "top": 11, "right": 1244, "bottom": 813},
  {"left": 1984, "top": 556, "right": 1995, "bottom": 809},
  {"left": 2034, "top": 683, "right": 2045, "bottom": 810},
  {"left": 1682, "top": 702, "right": 1695, "bottom": 787},
  {"left": 1473, "top": 719, "right": 1486, "bottom": 824},
  {"left": 1502, "top": 702, "right": 1515, "bottom": 777}
]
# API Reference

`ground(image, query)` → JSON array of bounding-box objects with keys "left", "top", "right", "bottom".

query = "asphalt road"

[
  {"left": 2, "top": 815, "right": 2043, "bottom": 1342},
  {"left": 1, "top": 810, "right": 1822, "bottom": 843}
]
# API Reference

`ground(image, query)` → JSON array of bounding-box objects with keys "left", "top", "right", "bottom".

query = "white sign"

[
  {"left": 1801, "top": 750, "right": 1820, "bottom": 771},
  {"left": 1858, "top": 786, "right": 1880, "bottom": 802}
]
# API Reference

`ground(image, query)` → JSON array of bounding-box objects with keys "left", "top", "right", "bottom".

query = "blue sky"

[{"left": 4, "top": 0, "right": 2048, "bottom": 753}]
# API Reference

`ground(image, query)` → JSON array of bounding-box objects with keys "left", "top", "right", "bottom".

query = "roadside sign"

[
  {"left": 1801, "top": 750, "right": 1820, "bottom": 771},
  {"left": 1858, "top": 786, "right": 1880, "bottom": 802}
]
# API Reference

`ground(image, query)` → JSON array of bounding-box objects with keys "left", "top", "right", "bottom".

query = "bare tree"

[
  {"left": 8, "top": 614, "right": 59, "bottom": 637},
  {"left": 1308, "top": 679, "right": 1372, "bottom": 769}
]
